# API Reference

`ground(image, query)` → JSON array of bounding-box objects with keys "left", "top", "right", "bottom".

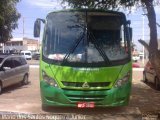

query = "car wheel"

[
  {"left": 0, "top": 82, "right": 2, "bottom": 94},
  {"left": 143, "top": 71, "right": 148, "bottom": 83},
  {"left": 22, "top": 75, "right": 29, "bottom": 85},
  {"left": 155, "top": 77, "right": 160, "bottom": 90}
]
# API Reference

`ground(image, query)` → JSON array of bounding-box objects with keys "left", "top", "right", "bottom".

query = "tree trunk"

[
  {"left": 140, "top": 0, "right": 160, "bottom": 81},
  {"left": 144, "top": 0, "right": 158, "bottom": 52}
]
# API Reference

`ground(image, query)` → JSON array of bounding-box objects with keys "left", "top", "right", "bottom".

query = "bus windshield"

[{"left": 43, "top": 11, "right": 130, "bottom": 66}]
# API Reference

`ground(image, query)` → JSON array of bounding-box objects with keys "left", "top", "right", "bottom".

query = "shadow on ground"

[
  {"left": 141, "top": 79, "right": 160, "bottom": 91},
  {"left": 42, "top": 106, "right": 141, "bottom": 120},
  {"left": 2, "top": 82, "right": 31, "bottom": 94},
  {"left": 130, "top": 80, "right": 160, "bottom": 114}
]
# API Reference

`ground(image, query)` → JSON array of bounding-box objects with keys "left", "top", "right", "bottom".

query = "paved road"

[{"left": 0, "top": 68, "right": 160, "bottom": 120}]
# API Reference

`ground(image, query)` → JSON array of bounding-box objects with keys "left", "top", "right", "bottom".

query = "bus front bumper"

[{"left": 40, "top": 81, "right": 131, "bottom": 107}]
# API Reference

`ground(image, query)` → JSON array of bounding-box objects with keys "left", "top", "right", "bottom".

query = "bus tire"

[
  {"left": 22, "top": 74, "right": 29, "bottom": 85},
  {"left": 143, "top": 71, "right": 148, "bottom": 83},
  {"left": 155, "top": 77, "right": 160, "bottom": 90},
  {"left": 0, "top": 81, "right": 2, "bottom": 94}
]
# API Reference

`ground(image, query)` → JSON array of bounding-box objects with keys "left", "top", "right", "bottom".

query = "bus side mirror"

[
  {"left": 126, "top": 20, "right": 132, "bottom": 41},
  {"left": 126, "top": 27, "right": 132, "bottom": 41},
  {"left": 34, "top": 18, "right": 45, "bottom": 37},
  {"left": 126, "top": 20, "right": 131, "bottom": 25},
  {"left": 34, "top": 19, "right": 41, "bottom": 37}
]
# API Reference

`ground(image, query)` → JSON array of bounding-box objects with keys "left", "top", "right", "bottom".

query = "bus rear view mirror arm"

[
  {"left": 34, "top": 18, "right": 45, "bottom": 37},
  {"left": 126, "top": 20, "right": 131, "bottom": 25}
]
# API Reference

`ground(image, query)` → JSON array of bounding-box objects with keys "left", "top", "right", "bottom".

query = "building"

[{"left": 0, "top": 37, "right": 40, "bottom": 53}]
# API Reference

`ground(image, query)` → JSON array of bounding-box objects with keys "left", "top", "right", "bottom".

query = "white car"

[
  {"left": 132, "top": 55, "right": 140, "bottom": 62},
  {"left": 20, "top": 51, "right": 32, "bottom": 60},
  {"left": 143, "top": 61, "right": 160, "bottom": 90}
]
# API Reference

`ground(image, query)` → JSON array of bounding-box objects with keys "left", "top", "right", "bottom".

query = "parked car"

[
  {"left": 0, "top": 54, "right": 29, "bottom": 94},
  {"left": 143, "top": 61, "right": 160, "bottom": 90},
  {"left": 132, "top": 54, "right": 140, "bottom": 62},
  {"left": 32, "top": 53, "right": 40, "bottom": 60},
  {"left": 20, "top": 50, "right": 32, "bottom": 60}
]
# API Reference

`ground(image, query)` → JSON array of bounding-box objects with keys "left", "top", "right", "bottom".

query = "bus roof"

[{"left": 47, "top": 9, "right": 126, "bottom": 20}]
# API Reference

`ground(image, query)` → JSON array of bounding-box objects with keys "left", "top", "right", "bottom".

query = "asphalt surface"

[{"left": 0, "top": 66, "right": 160, "bottom": 120}]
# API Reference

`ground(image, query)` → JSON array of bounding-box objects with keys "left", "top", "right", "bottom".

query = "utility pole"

[
  {"left": 2, "top": 43, "right": 4, "bottom": 53},
  {"left": 142, "top": 15, "right": 145, "bottom": 65},
  {"left": 38, "top": 38, "right": 40, "bottom": 52},
  {"left": 23, "top": 17, "right": 25, "bottom": 39}
]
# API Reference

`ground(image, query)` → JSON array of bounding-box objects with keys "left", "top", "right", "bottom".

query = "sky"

[{"left": 12, "top": 0, "right": 160, "bottom": 51}]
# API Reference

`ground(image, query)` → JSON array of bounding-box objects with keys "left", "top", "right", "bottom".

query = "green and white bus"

[{"left": 34, "top": 9, "right": 132, "bottom": 109}]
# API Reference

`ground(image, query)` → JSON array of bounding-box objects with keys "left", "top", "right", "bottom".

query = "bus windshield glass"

[{"left": 43, "top": 11, "right": 130, "bottom": 66}]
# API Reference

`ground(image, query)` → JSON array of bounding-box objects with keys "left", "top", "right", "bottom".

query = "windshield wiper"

[
  {"left": 88, "top": 30, "right": 111, "bottom": 65},
  {"left": 62, "top": 30, "right": 86, "bottom": 65}
]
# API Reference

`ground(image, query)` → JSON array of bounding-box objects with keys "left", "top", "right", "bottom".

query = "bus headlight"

[
  {"left": 42, "top": 71, "right": 58, "bottom": 87},
  {"left": 114, "top": 72, "right": 130, "bottom": 88}
]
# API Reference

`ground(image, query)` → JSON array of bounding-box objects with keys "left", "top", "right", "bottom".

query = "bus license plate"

[{"left": 77, "top": 102, "right": 95, "bottom": 108}]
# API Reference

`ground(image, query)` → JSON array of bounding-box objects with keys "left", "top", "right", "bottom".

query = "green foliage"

[
  {"left": 62, "top": 0, "right": 139, "bottom": 10},
  {"left": 0, "top": 0, "right": 21, "bottom": 43},
  {"left": 62, "top": 0, "right": 159, "bottom": 9},
  {"left": 62, "top": 0, "right": 159, "bottom": 49}
]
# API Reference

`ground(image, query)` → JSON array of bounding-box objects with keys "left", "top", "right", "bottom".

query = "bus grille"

[
  {"left": 65, "top": 94, "right": 107, "bottom": 102},
  {"left": 62, "top": 81, "right": 110, "bottom": 88}
]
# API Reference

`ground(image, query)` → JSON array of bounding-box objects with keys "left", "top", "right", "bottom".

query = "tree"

[
  {"left": 62, "top": 0, "right": 160, "bottom": 83},
  {"left": 0, "top": 0, "right": 21, "bottom": 43},
  {"left": 138, "top": 1, "right": 160, "bottom": 87}
]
